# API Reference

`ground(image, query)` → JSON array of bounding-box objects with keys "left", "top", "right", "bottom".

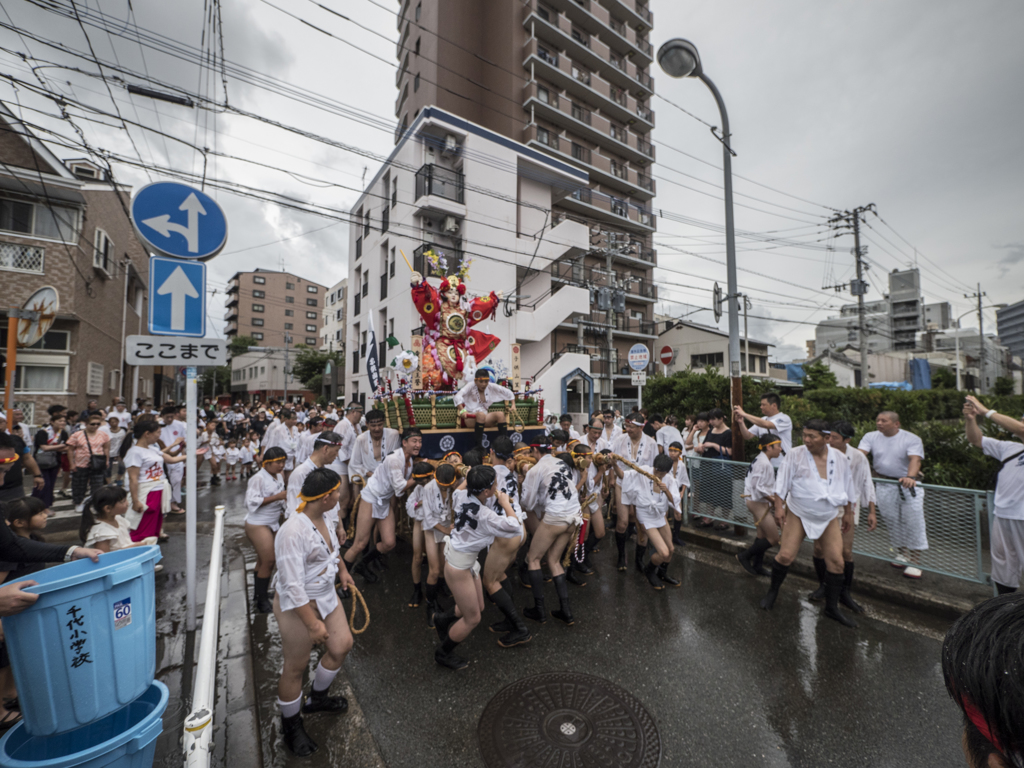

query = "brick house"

[{"left": 0, "top": 103, "right": 156, "bottom": 425}]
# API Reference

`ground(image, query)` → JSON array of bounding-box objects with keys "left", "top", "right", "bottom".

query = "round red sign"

[{"left": 659, "top": 346, "right": 673, "bottom": 365}]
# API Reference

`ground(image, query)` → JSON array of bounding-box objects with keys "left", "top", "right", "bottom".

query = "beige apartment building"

[
  {"left": 395, "top": 0, "right": 658, "bottom": 400},
  {"left": 224, "top": 269, "right": 328, "bottom": 349}
]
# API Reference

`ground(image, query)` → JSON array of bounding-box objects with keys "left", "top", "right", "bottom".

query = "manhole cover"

[{"left": 477, "top": 672, "right": 661, "bottom": 768}]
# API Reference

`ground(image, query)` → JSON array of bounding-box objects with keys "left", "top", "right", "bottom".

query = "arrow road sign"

[
  {"left": 149, "top": 256, "right": 206, "bottom": 337},
  {"left": 131, "top": 181, "right": 228, "bottom": 260}
]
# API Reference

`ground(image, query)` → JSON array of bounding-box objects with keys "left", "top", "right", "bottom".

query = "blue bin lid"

[{"left": 22, "top": 547, "right": 161, "bottom": 597}]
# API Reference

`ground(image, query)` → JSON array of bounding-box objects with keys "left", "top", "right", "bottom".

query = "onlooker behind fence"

[
  {"left": 66, "top": 413, "right": 111, "bottom": 513},
  {"left": 858, "top": 410, "right": 927, "bottom": 579},
  {"left": 32, "top": 412, "right": 68, "bottom": 507},
  {"left": 941, "top": 592, "right": 1023, "bottom": 768},
  {"left": 734, "top": 392, "right": 793, "bottom": 468},
  {"left": 964, "top": 395, "right": 1024, "bottom": 594},
  {"left": 692, "top": 408, "right": 732, "bottom": 532},
  {"left": 655, "top": 415, "right": 683, "bottom": 456}
]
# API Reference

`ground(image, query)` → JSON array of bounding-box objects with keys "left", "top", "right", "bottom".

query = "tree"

[
  {"left": 993, "top": 376, "right": 1016, "bottom": 396},
  {"left": 229, "top": 335, "right": 259, "bottom": 358},
  {"left": 931, "top": 367, "right": 957, "bottom": 390},
  {"left": 291, "top": 345, "right": 342, "bottom": 394},
  {"left": 801, "top": 361, "right": 839, "bottom": 391},
  {"left": 198, "top": 366, "right": 231, "bottom": 398}
]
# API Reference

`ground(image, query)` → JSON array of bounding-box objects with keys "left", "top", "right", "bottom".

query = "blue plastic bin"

[
  {"left": 0, "top": 681, "right": 167, "bottom": 768},
  {"left": 2, "top": 547, "right": 161, "bottom": 736}
]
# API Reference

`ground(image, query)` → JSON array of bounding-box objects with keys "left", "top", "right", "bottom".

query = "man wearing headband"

[
  {"left": 286, "top": 432, "right": 344, "bottom": 550},
  {"left": 348, "top": 409, "right": 400, "bottom": 483},
  {"left": 858, "top": 410, "right": 927, "bottom": 579},
  {"left": 332, "top": 402, "right": 363, "bottom": 518},
  {"left": 805, "top": 421, "right": 877, "bottom": 612},
  {"left": 964, "top": 396, "right": 1024, "bottom": 595},
  {"left": 295, "top": 416, "right": 323, "bottom": 467},
  {"left": 734, "top": 392, "right": 793, "bottom": 469},
  {"left": 454, "top": 369, "right": 514, "bottom": 448},
  {"left": 736, "top": 433, "right": 784, "bottom": 577},
  {"left": 611, "top": 413, "right": 659, "bottom": 573},
  {"left": 761, "top": 418, "right": 859, "bottom": 628}
]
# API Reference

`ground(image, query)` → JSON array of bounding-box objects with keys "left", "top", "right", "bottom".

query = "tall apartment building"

[
  {"left": 996, "top": 299, "right": 1024, "bottom": 361},
  {"left": 395, "top": 0, "right": 657, "bottom": 401},
  {"left": 224, "top": 269, "right": 328, "bottom": 349},
  {"left": 321, "top": 278, "right": 347, "bottom": 353}
]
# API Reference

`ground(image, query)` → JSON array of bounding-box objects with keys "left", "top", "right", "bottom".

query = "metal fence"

[{"left": 685, "top": 457, "right": 991, "bottom": 585}]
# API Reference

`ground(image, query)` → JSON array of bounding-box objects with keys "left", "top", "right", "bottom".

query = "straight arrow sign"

[{"left": 157, "top": 265, "right": 200, "bottom": 331}]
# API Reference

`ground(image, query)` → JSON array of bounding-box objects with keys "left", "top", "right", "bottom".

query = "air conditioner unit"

[
  {"left": 443, "top": 216, "right": 460, "bottom": 234},
  {"left": 442, "top": 134, "right": 459, "bottom": 155}
]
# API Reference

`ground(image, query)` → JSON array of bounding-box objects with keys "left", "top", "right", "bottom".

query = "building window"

[
  {"left": 285, "top": 323, "right": 293, "bottom": 330},
  {"left": 252, "top": 318, "right": 264, "bottom": 326},
  {"left": 415, "top": 37, "right": 420, "bottom": 55},
  {"left": 306, "top": 311, "right": 317, "bottom": 319},
  {"left": 0, "top": 199, "right": 32, "bottom": 235},
  {"left": 252, "top": 332, "right": 263, "bottom": 340},
  {"left": 0, "top": 199, "right": 77, "bottom": 241},
  {"left": 414, "top": 73, "right": 420, "bottom": 92},
  {"left": 691, "top": 352, "right": 724, "bottom": 368},
  {"left": 392, "top": 182, "right": 398, "bottom": 208},
  {"left": 86, "top": 361, "right": 104, "bottom": 396},
  {"left": 306, "top": 298, "right": 318, "bottom": 307},
  {"left": 93, "top": 229, "right": 113, "bottom": 275},
  {"left": 286, "top": 282, "right": 295, "bottom": 290},
  {"left": 0, "top": 243, "right": 44, "bottom": 273},
  {"left": 415, "top": 2, "right": 420, "bottom": 20},
  {"left": 537, "top": 4, "right": 550, "bottom": 20},
  {"left": 285, "top": 296, "right": 294, "bottom": 304},
  {"left": 254, "top": 275, "right": 266, "bottom": 284},
  {"left": 538, "top": 86, "right": 554, "bottom": 106},
  {"left": 305, "top": 324, "right": 316, "bottom": 332},
  {"left": 13, "top": 364, "right": 66, "bottom": 392},
  {"left": 307, "top": 285, "right": 318, "bottom": 293},
  {"left": 305, "top": 338, "right": 317, "bottom": 345},
  {"left": 252, "top": 303, "right": 264, "bottom": 312},
  {"left": 253, "top": 289, "right": 265, "bottom": 298},
  {"left": 285, "top": 309, "right": 294, "bottom": 317},
  {"left": 537, "top": 127, "right": 555, "bottom": 148}
]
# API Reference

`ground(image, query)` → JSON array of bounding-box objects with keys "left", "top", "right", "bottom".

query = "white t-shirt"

[
  {"left": 858, "top": 429, "right": 924, "bottom": 479},
  {"left": 124, "top": 444, "right": 164, "bottom": 483},
  {"left": 655, "top": 425, "right": 684, "bottom": 453},
  {"left": 749, "top": 412, "right": 793, "bottom": 467},
  {"left": 110, "top": 408, "right": 132, "bottom": 429},
  {"left": 983, "top": 437, "right": 1024, "bottom": 520},
  {"left": 84, "top": 517, "right": 135, "bottom": 550},
  {"left": 160, "top": 420, "right": 188, "bottom": 457}
]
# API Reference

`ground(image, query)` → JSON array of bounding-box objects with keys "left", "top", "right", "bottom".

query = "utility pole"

[
  {"left": 966, "top": 284, "right": 986, "bottom": 393},
  {"left": 828, "top": 204, "right": 875, "bottom": 386},
  {"left": 743, "top": 295, "right": 751, "bottom": 373}
]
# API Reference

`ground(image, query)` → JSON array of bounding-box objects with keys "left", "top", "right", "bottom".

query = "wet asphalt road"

[{"left": 185, "top": 477, "right": 965, "bottom": 768}]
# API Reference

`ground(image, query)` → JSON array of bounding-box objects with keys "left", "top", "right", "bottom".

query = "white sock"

[
  {"left": 277, "top": 695, "right": 302, "bottom": 718},
  {"left": 312, "top": 659, "right": 340, "bottom": 694}
]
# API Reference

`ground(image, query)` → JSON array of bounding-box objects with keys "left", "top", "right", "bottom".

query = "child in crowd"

[
  {"left": 239, "top": 438, "right": 253, "bottom": 480},
  {"left": 80, "top": 485, "right": 159, "bottom": 553},
  {"left": 106, "top": 415, "right": 128, "bottom": 486},
  {"left": 225, "top": 439, "right": 242, "bottom": 481}
]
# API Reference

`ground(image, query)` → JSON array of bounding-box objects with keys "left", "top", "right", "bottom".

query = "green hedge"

[{"left": 641, "top": 370, "right": 1024, "bottom": 490}]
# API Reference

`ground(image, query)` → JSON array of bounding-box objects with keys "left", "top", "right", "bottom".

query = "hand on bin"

[{"left": 0, "top": 581, "right": 39, "bottom": 617}]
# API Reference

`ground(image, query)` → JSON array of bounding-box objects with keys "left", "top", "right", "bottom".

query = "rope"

[{"left": 348, "top": 584, "right": 370, "bottom": 635}]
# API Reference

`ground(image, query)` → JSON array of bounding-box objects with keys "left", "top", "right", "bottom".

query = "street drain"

[{"left": 477, "top": 672, "right": 661, "bottom": 767}]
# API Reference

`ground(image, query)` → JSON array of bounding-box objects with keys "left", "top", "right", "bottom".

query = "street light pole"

[{"left": 658, "top": 39, "right": 742, "bottom": 457}]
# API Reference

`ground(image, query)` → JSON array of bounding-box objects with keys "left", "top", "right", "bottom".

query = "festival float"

[{"left": 370, "top": 248, "right": 547, "bottom": 457}]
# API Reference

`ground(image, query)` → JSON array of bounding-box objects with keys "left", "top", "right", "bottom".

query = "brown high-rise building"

[
  {"left": 396, "top": 0, "right": 658, "bottom": 401},
  {"left": 225, "top": 269, "right": 327, "bottom": 349}
]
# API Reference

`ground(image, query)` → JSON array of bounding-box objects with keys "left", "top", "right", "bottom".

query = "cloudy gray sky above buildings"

[{"left": 3, "top": 0, "right": 1021, "bottom": 360}]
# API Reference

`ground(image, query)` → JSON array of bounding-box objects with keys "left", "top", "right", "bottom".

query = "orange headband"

[
  {"left": 297, "top": 481, "right": 340, "bottom": 513},
  {"left": 0, "top": 455, "right": 18, "bottom": 466},
  {"left": 437, "top": 474, "right": 459, "bottom": 487},
  {"left": 442, "top": 451, "right": 462, "bottom": 462},
  {"left": 413, "top": 471, "right": 434, "bottom": 480}
]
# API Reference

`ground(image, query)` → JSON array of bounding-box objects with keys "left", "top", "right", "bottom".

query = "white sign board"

[
  {"left": 631, "top": 371, "right": 647, "bottom": 386},
  {"left": 627, "top": 343, "right": 650, "bottom": 371},
  {"left": 126, "top": 335, "right": 227, "bottom": 366}
]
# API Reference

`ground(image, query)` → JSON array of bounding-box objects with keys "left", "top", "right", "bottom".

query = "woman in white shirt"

[
  {"left": 121, "top": 420, "right": 184, "bottom": 543},
  {"left": 736, "top": 434, "right": 784, "bottom": 578},
  {"left": 433, "top": 465, "right": 522, "bottom": 670},
  {"left": 245, "top": 446, "right": 288, "bottom": 614},
  {"left": 272, "top": 467, "right": 356, "bottom": 757},
  {"left": 761, "top": 419, "right": 859, "bottom": 628}
]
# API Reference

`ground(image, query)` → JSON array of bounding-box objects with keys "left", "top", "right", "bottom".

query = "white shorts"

[
  {"left": 432, "top": 528, "right": 447, "bottom": 544},
  {"left": 444, "top": 540, "right": 482, "bottom": 575},
  {"left": 875, "top": 483, "right": 928, "bottom": 550},
  {"left": 244, "top": 510, "right": 281, "bottom": 532},
  {"left": 362, "top": 486, "right": 394, "bottom": 520},
  {"left": 542, "top": 506, "right": 581, "bottom": 527},
  {"left": 635, "top": 505, "right": 667, "bottom": 531},
  {"left": 991, "top": 516, "right": 1024, "bottom": 589}
]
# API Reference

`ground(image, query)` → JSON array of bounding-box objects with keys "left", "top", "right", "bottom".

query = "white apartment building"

[
  {"left": 345, "top": 106, "right": 593, "bottom": 410},
  {"left": 321, "top": 278, "right": 347, "bottom": 352}
]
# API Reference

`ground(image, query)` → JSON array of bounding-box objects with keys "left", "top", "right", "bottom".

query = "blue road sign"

[
  {"left": 130, "top": 181, "right": 228, "bottom": 260},
  {"left": 149, "top": 256, "right": 206, "bottom": 337}
]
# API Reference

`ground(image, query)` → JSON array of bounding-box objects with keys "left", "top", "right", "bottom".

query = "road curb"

[{"left": 677, "top": 527, "right": 984, "bottom": 621}]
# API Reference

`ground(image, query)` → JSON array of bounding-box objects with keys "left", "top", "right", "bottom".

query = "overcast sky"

[{"left": 2, "top": 0, "right": 1022, "bottom": 360}]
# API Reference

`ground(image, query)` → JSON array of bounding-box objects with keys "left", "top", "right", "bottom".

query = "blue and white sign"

[
  {"left": 149, "top": 256, "right": 206, "bottom": 337},
  {"left": 627, "top": 343, "right": 650, "bottom": 371},
  {"left": 130, "top": 181, "right": 228, "bottom": 260}
]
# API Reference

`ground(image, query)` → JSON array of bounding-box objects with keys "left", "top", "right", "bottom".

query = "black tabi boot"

[
  {"left": 210, "top": 473, "right": 221, "bottom": 486},
  {"left": 523, "top": 568, "right": 547, "bottom": 623},
  {"left": 435, "top": 637, "right": 468, "bottom": 670},
  {"left": 497, "top": 422, "right": 508, "bottom": 435},
  {"left": 408, "top": 581, "right": 422, "bottom": 608},
  {"left": 566, "top": 567, "right": 587, "bottom": 587},
  {"left": 550, "top": 573, "right": 574, "bottom": 625},
  {"left": 750, "top": 539, "right": 771, "bottom": 576},
  {"left": 474, "top": 422, "right": 485, "bottom": 448},
  {"left": 657, "top": 562, "right": 681, "bottom": 587},
  {"left": 807, "top": 556, "right": 827, "bottom": 601},
  {"left": 433, "top": 609, "right": 458, "bottom": 642},
  {"left": 281, "top": 713, "right": 318, "bottom": 757},
  {"left": 760, "top": 561, "right": 789, "bottom": 611},
  {"left": 303, "top": 687, "right": 349, "bottom": 714},
  {"left": 643, "top": 561, "right": 663, "bottom": 590},
  {"left": 634, "top": 542, "right": 648, "bottom": 573},
  {"left": 839, "top": 561, "right": 864, "bottom": 613},
  {"left": 253, "top": 575, "right": 273, "bottom": 614},
  {"left": 615, "top": 531, "right": 628, "bottom": 572},
  {"left": 736, "top": 538, "right": 768, "bottom": 577},
  {"left": 424, "top": 582, "right": 439, "bottom": 628},
  {"left": 823, "top": 571, "right": 858, "bottom": 628},
  {"left": 577, "top": 537, "right": 596, "bottom": 575},
  {"left": 351, "top": 550, "right": 379, "bottom": 584},
  {"left": 671, "top": 517, "right": 686, "bottom": 546},
  {"left": 492, "top": 588, "right": 532, "bottom": 647}
]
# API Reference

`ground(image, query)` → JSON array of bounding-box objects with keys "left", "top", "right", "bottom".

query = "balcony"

[
  {"left": 224, "top": 307, "right": 238, "bottom": 321},
  {"left": 611, "top": 160, "right": 627, "bottom": 180},
  {"left": 637, "top": 137, "right": 655, "bottom": 159},
  {"left": 413, "top": 242, "right": 463, "bottom": 277},
  {"left": 637, "top": 174, "right": 653, "bottom": 191},
  {"left": 415, "top": 164, "right": 464, "bottom": 203},
  {"left": 541, "top": 0, "right": 653, "bottom": 65},
  {"left": 537, "top": 45, "right": 559, "bottom": 67},
  {"left": 227, "top": 277, "right": 239, "bottom": 293},
  {"left": 571, "top": 142, "right": 591, "bottom": 164},
  {"left": 225, "top": 294, "right": 238, "bottom": 308},
  {"left": 571, "top": 102, "right": 591, "bottom": 125},
  {"left": 572, "top": 65, "right": 591, "bottom": 86},
  {"left": 602, "top": 0, "right": 653, "bottom": 33}
]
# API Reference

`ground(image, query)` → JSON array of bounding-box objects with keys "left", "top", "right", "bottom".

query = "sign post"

[
  {"left": 185, "top": 370, "right": 197, "bottom": 631},
  {"left": 627, "top": 343, "right": 650, "bottom": 411}
]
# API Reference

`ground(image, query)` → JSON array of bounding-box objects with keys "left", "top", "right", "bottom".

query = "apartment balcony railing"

[
  {"left": 609, "top": 18, "right": 626, "bottom": 35},
  {"left": 609, "top": 55, "right": 624, "bottom": 71},
  {"left": 571, "top": 143, "right": 592, "bottom": 164},
  {"left": 610, "top": 197, "right": 628, "bottom": 217},
  {"left": 637, "top": 174, "right": 653, "bottom": 191},
  {"left": 637, "top": 104, "right": 653, "bottom": 122},
  {"left": 538, "top": 46, "right": 559, "bottom": 66},
  {"left": 415, "top": 163, "right": 465, "bottom": 203},
  {"left": 637, "top": 137, "right": 654, "bottom": 158},
  {"left": 635, "top": 70, "right": 652, "bottom": 89},
  {"left": 0, "top": 243, "right": 44, "bottom": 273},
  {"left": 537, "top": 130, "right": 560, "bottom": 151},
  {"left": 635, "top": 37, "right": 652, "bottom": 56},
  {"left": 572, "top": 66, "right": 591, "bottom": 85},
  {"left": 635, "top": 3, "right": 652, "bottom": 23},
  {"left": 611, "top": 161, "right": 628, "bottom": 180},
  {"left": 570, "top": 187, "right": 592, "bottom": 205},
  {"left": 571, "top": 102, "right": 592, "bottom": 125},
  {"left": 571, "top": 28, "right": 590, "bottom": 48},
  {"left": 610, "top": 86, "right": 627, "bottom": 107}
]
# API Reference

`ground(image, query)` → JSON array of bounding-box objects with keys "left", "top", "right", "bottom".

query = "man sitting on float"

[{"left": 455, "top": 369, "right": 514, "bottom": 447}]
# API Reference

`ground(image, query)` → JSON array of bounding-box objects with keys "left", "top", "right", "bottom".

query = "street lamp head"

[{"left": 657, "top": 38, "right": 702, "bottom": 78}]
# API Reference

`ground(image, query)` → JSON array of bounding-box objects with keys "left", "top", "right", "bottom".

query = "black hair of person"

[
  {"left": 559, "top": 414, "right": 572, "bottom": 423},
  {"left": 708, "top": 407, "right": 725, "bottom": 421},
  {"left": 571, "top": 443, "right": 592, "bottom": 455},
  {"left": 120, "top": 419, "right": 162, "bottom": 459},
  {"left": 653, "top": 454, "right": 674, "bottom": 473},
  {"left": 598, "top": 448, "right": 613, "bottom": 455},
  {"left": 474, "top": 369, "right": 491, "bottom": 380},
  {"left": 401, "top": 427, "right": 423, "bottom": 442},
  {"left": 695, "top": 412, "right": 709, "bottom": 423},
  {"left": 803, "top": 418, "right": 831, "bottom": 435},
  {"left": 588, "top": 420, "right": 602, "bottom": 431},
  {"left": 669, "top": 441, "right": 684, "bottom": 451},
  {"left": 280, "top": 408, "right": 294, "bottom": 420},
  {"left": 761, "top": 392, "right": 782, "bottom": 408},
  {"left": 262, "top": 446, "right": 287, "bottom": 464},
  {"left": 315, "top": 431, "right": 342, "bottom": 447},
  {"left": 78, "top": 484, "right": 127, "bottom": 543},
  {"left": 467, "top": 464, "right": 497, "bottom": 495},
  {"left": 412, "top": 461, "right": 435, "bottom": 484},
  {"left": 831, "top": 420, "right": 856, "bottom": 440},
  {"left": 463, "top": 448, "right": 484, "bottom": 468},
  {"left": 556, "top": 452, "right": 575, "bottom": 472},
  {"left": 308, "top": 416, "right": 322, "bottom": 427},
  {"left": 941, "top": 592, "right": 1024, "bottom": 768},
  {"left": 649, "top": 413, "right": 664, "bottom": 423},
  {"left": 0, "top": 432, "right": 14, "bottom": 451},
  {"left": 757, "top": 432, "right": 780, "bottom": 450},
  {"left": 160, "top": 405, "right": 177, "bottom": 416},
  {"left": 491, "top": 435, "right": 514, "bottom": 459},
  {"left": 435, "top": 462, "right": 457, "bottom": 486},
  {"left": 549, "top": 429, "right": 569, "bottom": 444},
  {"left": 365, "top": 409, "right": 385, "bottom": 424},
  {"left": 47, "top": 404, "right": 67, "bottom": 417},
  {"left": 7, "top": 496, "right": 46, "bottom": 525},
  {"left": 301, "top": 466, "right": 341, "bottom": 498}
]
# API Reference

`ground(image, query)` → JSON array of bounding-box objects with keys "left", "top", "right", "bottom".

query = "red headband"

[{"left": 962, "top": 697, "right": 1004, "bottom": 754}]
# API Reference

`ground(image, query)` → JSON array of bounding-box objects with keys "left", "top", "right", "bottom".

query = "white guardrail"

[{"left": 183, "top": 504, "right": 226, "bottom": 767}]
